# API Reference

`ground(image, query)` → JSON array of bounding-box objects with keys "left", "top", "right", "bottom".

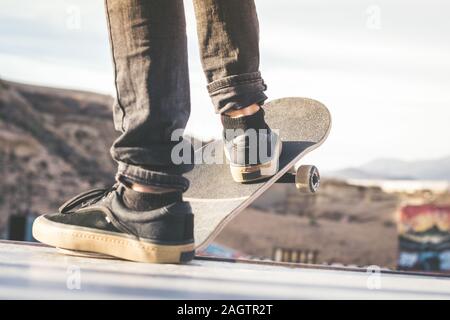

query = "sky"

[{"left": 1, "top": 0, "right": 449, "bottom": 171}]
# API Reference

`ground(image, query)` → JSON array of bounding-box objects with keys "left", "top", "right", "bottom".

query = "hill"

[
  {"left": 330, "top": 156, "right": 450, "bottom": 180},
  {"left": 0, "top": 79, "right": 116, "bottom": 228}
]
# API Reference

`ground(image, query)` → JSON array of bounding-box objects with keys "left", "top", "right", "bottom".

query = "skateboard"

[
  {"left": 57, "top": 97, "right": 331, "bottom": 259},
  {"left": 185, "top": 97, "right": 331, "bottom": 251}
]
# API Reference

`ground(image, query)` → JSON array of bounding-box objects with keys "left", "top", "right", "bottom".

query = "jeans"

[{"left": 104, "top": 0, "right": 267, "bottom": 190}]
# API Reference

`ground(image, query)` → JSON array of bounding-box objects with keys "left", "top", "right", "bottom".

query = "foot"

[
  {"left": 222, "top": 105, "right": 281, "bottom": 182},
  {"left": 32, "top": 183, "right": 195, "bottom": 264}
]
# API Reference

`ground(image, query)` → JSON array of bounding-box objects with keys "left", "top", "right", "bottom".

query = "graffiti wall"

[{"left": 397, "top": 204, "right": 450, "bottom": 272}]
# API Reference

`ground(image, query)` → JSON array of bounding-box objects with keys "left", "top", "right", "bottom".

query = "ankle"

[
  {"left": 224, "top": 103, "right": 260, "bottom": 118},
  {"left": 131, "top": 183, "right": 178, "bottom": 194},
  {"left": 122, "top": 186, "right": 182, "bottom": 211},
  {"left": 221, "top": 107, "right": 267, "bottom": 133}
]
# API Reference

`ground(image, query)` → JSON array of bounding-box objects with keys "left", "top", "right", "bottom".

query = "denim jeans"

[{"left": 104, "top": 0, "right": 267, "bottom": 190}]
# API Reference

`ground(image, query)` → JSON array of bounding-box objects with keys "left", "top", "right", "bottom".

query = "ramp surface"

[{"left": 1, "top": 241, "right": 449, "bottom": 299}]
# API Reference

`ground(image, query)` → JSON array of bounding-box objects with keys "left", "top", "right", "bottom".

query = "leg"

[
  {"left": 106, "top": 0, "right": 190, "bottom": 191},
  {"left": 194, "top": 0, "right": 281, "bottom": 182},
  {"left": 193, "top": 0, "right": 267, "bottom": 114},
  {"left": 32, "top": 0, "right": 195, "bottom": 264}
]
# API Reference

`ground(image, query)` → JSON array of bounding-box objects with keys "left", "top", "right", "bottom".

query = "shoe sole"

[
  {"left": 229, "top": 140, "right": 282, "bottom": 183},
  {"left": 32, "top": 216, "right": 195, "bottom": 264}
]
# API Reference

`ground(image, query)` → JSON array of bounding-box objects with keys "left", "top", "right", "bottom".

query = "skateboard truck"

[{"left": 277, "top": 164, "right": 320, "bottom": 193}]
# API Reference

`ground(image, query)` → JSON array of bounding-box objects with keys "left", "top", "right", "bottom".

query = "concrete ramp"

[{"left": 1, "top": 241, "right": 449, "bottom": 299}]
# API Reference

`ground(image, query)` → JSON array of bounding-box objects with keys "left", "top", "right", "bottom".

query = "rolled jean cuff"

[
  {"left": 207, "top": 72, "right": 268, "bottom": 114},
  {"left": 116, "top": 162, "right": 189, "bottom": 192}
]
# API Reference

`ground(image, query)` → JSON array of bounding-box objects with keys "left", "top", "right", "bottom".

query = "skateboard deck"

[
  {"left": 185, "top": 97, "right": 331, "bottom": 251},
  {"left": 56, "top": 97, "right": 331, "bottom": 260}
]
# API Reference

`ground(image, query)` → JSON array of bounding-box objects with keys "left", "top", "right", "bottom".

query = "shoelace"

[{"left": 58, "top": 184, "right": 118, "bottom": 214}]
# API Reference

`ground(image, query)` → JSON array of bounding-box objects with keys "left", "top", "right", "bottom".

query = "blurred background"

[{"left": 0, "top": 0, "right": 449, "bottom": 273}]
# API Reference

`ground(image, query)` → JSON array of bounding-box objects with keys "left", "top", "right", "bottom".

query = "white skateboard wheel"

[{"left": 295, "top": 165, "right": 320, "bottom": 193}]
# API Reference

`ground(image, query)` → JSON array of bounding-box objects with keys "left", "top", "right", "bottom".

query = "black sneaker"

[
  {"left": 32, "top": 183, "right": 195, "bottom": 264},
  {"left": 222, "top": 108, "right": 282, "bottom": 182}
]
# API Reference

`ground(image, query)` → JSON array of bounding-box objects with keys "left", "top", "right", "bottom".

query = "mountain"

[
  {"left": 0, "top": 79, "right": 117, "bottom": 229},
  {"left": 329, "top": 156, "right": 450, "bottom": 180}
]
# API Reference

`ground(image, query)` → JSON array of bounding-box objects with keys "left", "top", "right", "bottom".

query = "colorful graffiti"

[{"left": 397, "top": 204, "right": 450, "bottom": 272}]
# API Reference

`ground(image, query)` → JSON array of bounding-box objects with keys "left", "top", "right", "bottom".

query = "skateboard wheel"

[{"left": 295, "top": 165, "right": 320, "bottom": 193}]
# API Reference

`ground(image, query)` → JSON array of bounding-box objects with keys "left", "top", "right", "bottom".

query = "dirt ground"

[{"left": 215, "top": 180, "right": 450, "bottom": 269}]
